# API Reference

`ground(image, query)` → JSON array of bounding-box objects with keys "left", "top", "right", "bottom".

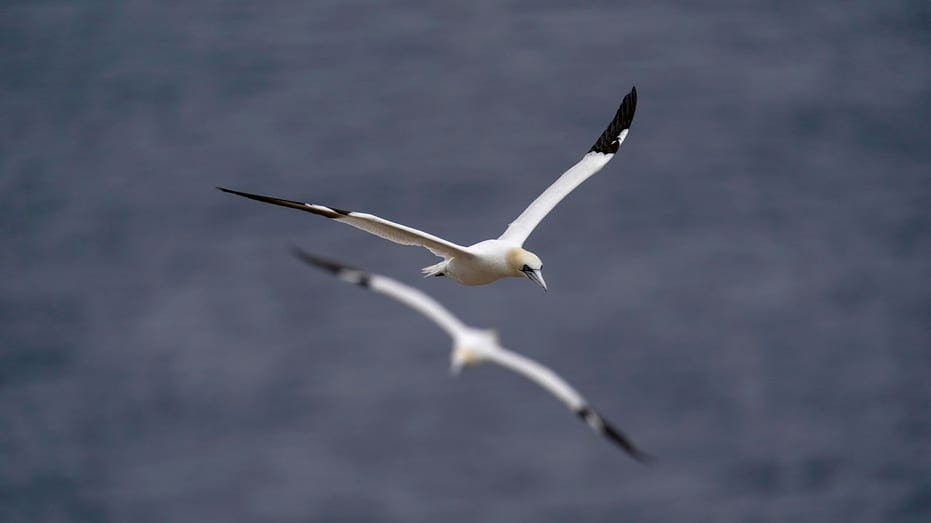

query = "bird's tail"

[{"left": 420, "top": 260, "right": 448, "bottom": 278}]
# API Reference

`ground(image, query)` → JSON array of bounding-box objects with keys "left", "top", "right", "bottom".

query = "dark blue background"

[{"left": 2, "top": 1, "right": 929, "bottom": 521}]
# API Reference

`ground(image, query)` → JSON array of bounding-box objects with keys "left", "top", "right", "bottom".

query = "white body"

[{"left": 442, "top": 240, "right": 519, "bottom": 286}]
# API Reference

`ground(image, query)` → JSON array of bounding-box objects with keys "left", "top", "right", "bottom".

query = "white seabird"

[
  {"left": 291, "top": 247, "right": 651, "bottom": 462},
  {"left": 220, "top": 87, "right": 637, "bottom": 290}
]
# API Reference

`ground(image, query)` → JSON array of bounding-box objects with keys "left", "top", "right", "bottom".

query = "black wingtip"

[
  {"left": 217, "top": 186, "right": 262, "bottom": 199},
  {"left": 601, "top": 420, "right": 655, "bottom": 465},
  {"left": 588, "top": 86, "right": 638, "bottom": 155},
  {"left": 290, "top": 246, "right": 371, "bottom": 287},
  {"left": 218, "top": 187, "right": 347, "bottom": 218},
  {"left": 576, "top": 406, "right": 653, "bottom": 464}
]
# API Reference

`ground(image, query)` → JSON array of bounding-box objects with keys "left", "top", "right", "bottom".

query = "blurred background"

[{"left": 2, "top": 1, "right": 929, "bottom": 521}]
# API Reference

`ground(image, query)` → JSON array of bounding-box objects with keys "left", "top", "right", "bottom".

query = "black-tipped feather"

[
  {"left": 291, "top": 247, "right": 650, "bottom": 463},
  {"left": 218, "top": 187, "right": 351, "bottom": 218},
  {"left": 576, "top": 406, "right": 653, "bottom": 463},
  {"left": 588, "top": 86, "right": 637, "bottom": 155},
  {"left": 291, "top": 247, "right": 371, "bottom": 287}
]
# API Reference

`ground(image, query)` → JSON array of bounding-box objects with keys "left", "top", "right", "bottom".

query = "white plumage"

[
  {"left": 219, "top": 87, "right": 637, "bottom": 290},
  {"left": 292, "top": 248, "right": 651, "bottom": 462}
]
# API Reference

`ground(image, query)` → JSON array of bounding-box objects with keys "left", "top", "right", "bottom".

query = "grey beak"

[{"left": 524, "top": 269, "right": 548, "bottom": 291}]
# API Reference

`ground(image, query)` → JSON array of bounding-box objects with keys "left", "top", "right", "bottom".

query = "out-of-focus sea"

[{"left": 2, "top": 2, "right": 929, "bottom": 521}]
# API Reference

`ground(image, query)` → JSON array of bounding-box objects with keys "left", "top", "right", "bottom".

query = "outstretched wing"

[
  {"left": 484, "top": 346, "right": 652, "bottom": 463},
  {"left": 291, "top": 248, "right": 468, "bottom": 338},
  {"left": 220, "top": 188, "right": 471, "bottom": 259},
  {"left": 292, "top": 248, "right": 648, "bottom": 460},
  {"left": 498, "top": 87, "right": 637, "bottom": 245}
]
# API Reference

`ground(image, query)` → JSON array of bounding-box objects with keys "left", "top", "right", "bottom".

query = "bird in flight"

[
  {"left": 291, "top": 247, "right": 652, "bottom": 462},
  {"left": 220, "top": 87, "right": 637, "bottom": 290}
]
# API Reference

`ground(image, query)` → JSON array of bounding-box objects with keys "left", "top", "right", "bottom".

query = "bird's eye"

[{"left": 521, "top": 264, "right": 531, "bottom": 272}]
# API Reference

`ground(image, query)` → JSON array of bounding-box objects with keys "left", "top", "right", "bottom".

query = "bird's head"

[
  {"left": 450, "top": 346, "right": 481, "bottom": 375},
  {"left": 450, "top": 330, "right": 497, "bottom": 374},
  {"left": 507, "top": 248, "right": 546, "bottom": 291}
]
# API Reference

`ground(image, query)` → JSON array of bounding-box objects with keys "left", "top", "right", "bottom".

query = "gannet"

[
  {"left": 291, "top": 247, "right": 651, "bottom": 462},
  {"left": 220, "top": 87, "right": 637, "bottom": 290}
]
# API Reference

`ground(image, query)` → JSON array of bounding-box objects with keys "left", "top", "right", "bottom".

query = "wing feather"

[
  {"left": 291, "top": 248, "right": 468, "bottom": 338},
  {"left": 220, "top": 187, "right": 470, "bottom": 259},
  {"left": 291, "top": 248, "right": 649, "bottom": 461},
  {"left": 485, "top": 347, "right": 651, "bottom": 462},
  {"left": 499, "top": 87, "right": 637, "bottom": 245}
]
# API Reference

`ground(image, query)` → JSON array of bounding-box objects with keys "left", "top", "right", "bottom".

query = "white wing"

[
  {"left": 484, "top": 346, "right": 651, "bottom": 462},
  {"left": 498, "top": 87, "right": 637, "bottom": 246},
  {"left": 291, "top": 248, "right": 468, "bottom": 338},
  {"left": 220, "top": 188, "right": 471, "bottom": 260},
  {"left": 292, "top": 248, "right": 649, "bottom": 461}
]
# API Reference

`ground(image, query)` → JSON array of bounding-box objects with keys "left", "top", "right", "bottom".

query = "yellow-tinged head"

[
  {"left": 450, "top": 330, "right": 498, "bottom": 374},
  {"left": 450, "top": 346, "right": 481, "bottom": 374},
  {"left": 506, "top": 248, "right": 546, "bottom": 291}
]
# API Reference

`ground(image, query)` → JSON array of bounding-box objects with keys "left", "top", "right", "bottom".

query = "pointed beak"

[{"left": 524, "top": 269, "right": 547, "bottom": 291}]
